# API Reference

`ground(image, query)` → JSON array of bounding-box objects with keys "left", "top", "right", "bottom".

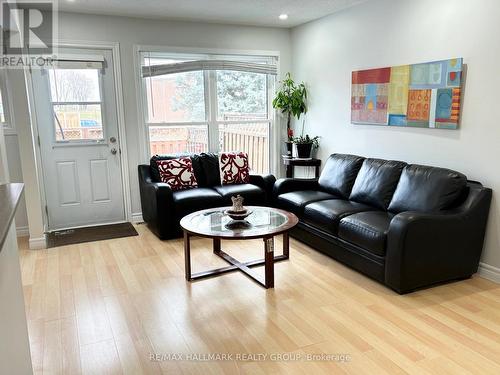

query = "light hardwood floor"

[{"left": 19, "top": 223, "right": 500, "bottom": 375}]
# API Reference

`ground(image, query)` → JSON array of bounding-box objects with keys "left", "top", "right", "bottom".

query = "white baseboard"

[
  {"left": 478, "top": 262, "right": 500, "bottom": 284},
  {"left": 131, "top": 212, "right": 144, "bottom": 224},
  {"left": 16, "top": 226, "right": 29, "bottom": 237},
  {"left": 29, "top": 235, "right": 47, "bottom": 250}
]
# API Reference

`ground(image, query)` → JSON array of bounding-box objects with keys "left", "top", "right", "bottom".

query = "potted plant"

[
  {"left": 294, "top": 133, "right": 320, "bottom": 158},
  {"left": 272, "top": 72, "right": 307, "bottom": 157},
  {"left": 284, "top": 127, "right": 295, "bottom": 156}
]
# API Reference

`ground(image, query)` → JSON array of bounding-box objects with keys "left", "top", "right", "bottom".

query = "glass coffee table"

[{"left": 180, "top": 206, "right": 298, "bottom": 289}]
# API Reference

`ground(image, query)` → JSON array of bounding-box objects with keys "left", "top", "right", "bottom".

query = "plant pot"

[
  {"left": 295, "top": 143, "right": 313, "bottom": 158},
  {"left": 284, "top": 141, "right": 293, "bottom": 157}
]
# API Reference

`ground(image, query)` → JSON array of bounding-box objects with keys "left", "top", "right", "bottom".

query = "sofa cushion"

[
  {"left": 350, "top": 159, "right": 407, "bottom": 210},
  {"left": 192, "top": 152, "right": 221, "bottom": 187},
  {"left": 214, "top": 184, "right": 265, "bottom": 205},
  {"left": 172, "top": 188, "right": 224, "bottom": 218},
  {"left": 276, "top": 191, "right": 335, "bottom": 216},
  {"left": 338, "top": 211, "right": 395, "bottom": 257},
  {"left": 219, "top": 152, "right": 250, "bottom": 184},
  {"left": 388, "top": 164, "right": 467, "bottom": 213},
  {"left": 150, "top": 153, "right": 204, "bottom": 184},
  {"left": 318, "top": 154, "right": 365, "bottom": 199},
  {"left": 156, "top": 157, "right": 198, "bottom": 191},
  {"left": 302, "top": 199, "right": 373, "bottom": 235}
]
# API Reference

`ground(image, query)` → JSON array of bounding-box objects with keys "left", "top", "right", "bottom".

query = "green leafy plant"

[
  {"left": 272, "top": 72, "right": 307, "bottom": 131},
  {"left": 293, "top": 134, "right": 320, "bottom": 148},
  {"left": 294, "top": 115, "right": 320, "bottom": 148}
]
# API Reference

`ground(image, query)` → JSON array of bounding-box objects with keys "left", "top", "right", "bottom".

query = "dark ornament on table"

[{"left": 224, "top": 195, "right": 253, "bottom": 228}]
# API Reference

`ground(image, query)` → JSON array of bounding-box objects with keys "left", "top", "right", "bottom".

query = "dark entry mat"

[{"left": 47, "top": 222, "right": 138, "bottom": 248}]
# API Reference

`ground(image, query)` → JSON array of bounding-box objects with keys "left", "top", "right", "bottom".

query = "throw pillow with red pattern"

[
  {"left": 219, "top": 152, "right": 250, "bottom": 185},
  {"left": 156, "top": 157, "right": 198, "bottom": 191}
]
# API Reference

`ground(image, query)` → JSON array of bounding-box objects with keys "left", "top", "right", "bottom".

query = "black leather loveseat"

[
  {"left": 139, "top": 153, "right": 275, "bottom": 239},
  {"left": 274, "top": 154, "right": 492, "bottom": 294}
]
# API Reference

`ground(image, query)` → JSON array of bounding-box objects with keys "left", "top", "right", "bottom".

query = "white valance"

[
  {"left": 142, "top": 59, "right": 277, "bottom": 78},
  {"left": 52, "top": 54, "right": 105, "bottom": 69}
]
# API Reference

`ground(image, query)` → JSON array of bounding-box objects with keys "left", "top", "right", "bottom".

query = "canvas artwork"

[{"left": 351, "top": 58, "right": 463, "bottom": 129}]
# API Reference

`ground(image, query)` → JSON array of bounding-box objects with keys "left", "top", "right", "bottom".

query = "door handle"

[{"left": 111, "top": 148, "right": 117, "bottom": 155}]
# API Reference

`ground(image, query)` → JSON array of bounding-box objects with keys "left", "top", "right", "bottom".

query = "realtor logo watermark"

[{"left": 1, "top": 0, "right": 58, "bottom": 68}]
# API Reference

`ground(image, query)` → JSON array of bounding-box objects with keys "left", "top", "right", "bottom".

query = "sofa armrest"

[
  {"left": 273, "top": 178, "right": 319, "bottom": 198},
  {"left": 385, "top": 184, "right": 492, "bottom": 293},
  {"left": 138, "top": 165, "right": 175, "bottom": 238},
  {"left": 249, "top": 174, "right": 276, "bottom": 202}
]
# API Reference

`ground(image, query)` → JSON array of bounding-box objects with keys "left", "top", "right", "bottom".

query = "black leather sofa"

[
  {"left": 274, "top": 154, "right": 492, "bottom": 294},
  {"left": 139, "top": 153, "right": 276, "bottom": 239}
]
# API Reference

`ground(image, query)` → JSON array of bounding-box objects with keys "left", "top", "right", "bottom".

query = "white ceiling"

[{"left": 59, "top": 0, "right": 370, "bottom": 28}]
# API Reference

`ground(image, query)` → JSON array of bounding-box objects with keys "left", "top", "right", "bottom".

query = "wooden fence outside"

[
  {"left": 218, "top": 123, "right": 269, "bottom": 175},
  {"left": 55, "top": 127, "right": 103, "bottom": 141},
  {"left": 148, "top": 123, "right": 269, "bottom": 174}
]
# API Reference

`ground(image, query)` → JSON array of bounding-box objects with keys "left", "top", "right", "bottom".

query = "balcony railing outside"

[
  {"left": 55, "top": 121, "right": 270, "bottom": 174},
  {"left": 148, "top": 122, "right": 269, "bottom": 174},
  {"left": 55, "top": 127, "right": 103, "bottom": 141},
  {"left": 53, "top": 107, "right": 103, "bottom": 141},
  {"left": 219, "top": 123, "right": 269, "bottom": 175},
  {"left": 149, "top": 126, "right": 208, "bottom": 155}
]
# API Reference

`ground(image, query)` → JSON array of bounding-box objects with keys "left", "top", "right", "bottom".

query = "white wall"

[
  {"left": 291, "top": 0, "right": 500, "bottom": 270},
  {"left": 0, "top": 224, "right": 33, "bottom": 375},
  {"left": 1, "top": 130, "right": 33, "bottom": 373},
  {"left": 4, "top": 135, "right": 29, "bottom": 233},
  {"left": 6, "top": 68, "right": 47, "bottom": 248},
  {"left": 7, "top": 12, "right": 291, "bottom": 237}
]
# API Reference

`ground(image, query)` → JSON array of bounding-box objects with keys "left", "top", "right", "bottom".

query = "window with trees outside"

[{"left": 140, "top": 52, "right": 277, "bottom": 174}]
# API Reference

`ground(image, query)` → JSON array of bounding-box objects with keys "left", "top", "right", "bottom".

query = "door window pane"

[
  {"left": 145, "top": 71, "right": 205, "bottom": 123},
  {"left": 216, "top": 71, "right": 267, "bottom": 121},
  {"left": 149, "top": 125, "right": 208, "bottom": 155},
  {"left": 53, "top": 104, "right": 103, "bottom": 141},
  {"left": 219, "top": 123, "right": 269, "bottom": 174},
  {"left": 48, "top": 68, "right": 104, "bottom": 142},
  {"left": 49, "top": 69, "right": 101, "bottom": 102}
]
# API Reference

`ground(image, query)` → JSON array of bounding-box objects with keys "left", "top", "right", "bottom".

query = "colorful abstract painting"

[{"left": 351, "top": 58, "right": 463, "bottom": 129}]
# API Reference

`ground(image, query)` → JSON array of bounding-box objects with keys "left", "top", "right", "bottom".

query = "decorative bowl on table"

[
  {"left": 223, "top": 194, "right": 253, "bottom": 228},
  {"left": 224, "top": 208, "right": 253, "bottom": 221}
]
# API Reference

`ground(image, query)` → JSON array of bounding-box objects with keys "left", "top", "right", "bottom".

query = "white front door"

[{"left": 31, "top": 48, "right": 125, "bottom": 230}]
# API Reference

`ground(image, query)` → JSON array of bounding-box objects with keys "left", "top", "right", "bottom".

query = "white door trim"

[
  {"left": 25, "top": 69, "right": 50, "bottom": 233},
  {"left": 133, "top": 44, "right": 149, "bottom": 164},
  {"left": 26, "top": 39, "right": 132, "bottom": 231}
]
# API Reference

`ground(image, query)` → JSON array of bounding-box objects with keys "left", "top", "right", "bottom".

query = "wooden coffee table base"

[{"left": 184, "top": 232, "right": 290, "bottom": 289}]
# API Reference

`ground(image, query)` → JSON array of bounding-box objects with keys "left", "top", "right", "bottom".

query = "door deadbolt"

[{"left": 110, "top": 136, "right": 117, "bottom": 143}]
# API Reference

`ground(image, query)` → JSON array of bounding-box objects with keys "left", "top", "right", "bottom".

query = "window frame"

[
  {"left": 137, "top": 48, "right": 278, "bottom": 175},
  {"left": 0, "top": 70, "right": 13, "bottom": 131}
]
